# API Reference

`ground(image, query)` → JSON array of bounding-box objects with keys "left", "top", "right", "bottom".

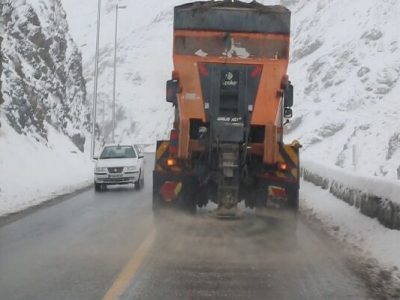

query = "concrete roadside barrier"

[{"left": 301, "top": 161, "right": 400, "bottom": 230}]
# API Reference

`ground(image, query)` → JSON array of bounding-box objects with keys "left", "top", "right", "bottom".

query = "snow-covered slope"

[
  {"left": 63, "top": 0, "right": 400, "bottom": 179},
  {"left": 0, "top": 0, "right": 93, "bottom": 216},
  {"left": 283, "top": 0, "right": 400, "bottom": 180},
  {"left": 0, "top": 121, "right": 92, "bottom": 216}
]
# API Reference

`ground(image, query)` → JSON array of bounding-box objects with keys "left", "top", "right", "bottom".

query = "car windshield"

[{"left": 100, "top": 146, "right": 136, "bottom": 159}]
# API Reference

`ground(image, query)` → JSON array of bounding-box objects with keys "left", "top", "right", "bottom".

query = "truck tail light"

[
  {"left": 167, "top": 158, "right": 176, "bottom": 167},
  {"left": 278, "top": 162, "right": 288, "bottom": 171}
]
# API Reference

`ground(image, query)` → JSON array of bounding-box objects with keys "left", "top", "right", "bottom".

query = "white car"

[{"left": 94, "top": 144, "right": 144, "bottom": 191}]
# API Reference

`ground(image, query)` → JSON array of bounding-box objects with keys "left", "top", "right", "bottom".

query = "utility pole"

[
  {"left": 102, "top": 97, "right": 105, "bottom": 144},
  {"left": 112, "top": 4, "right": 127, "bottom": 143},
  {"left": 352, "top": 144, "right": 357, "bottom": 172},
  {"left": 91, "top": 0, "right": 102, "bottom": 159}
]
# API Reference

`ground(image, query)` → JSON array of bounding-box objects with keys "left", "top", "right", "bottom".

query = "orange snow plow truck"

[{"left": 153, "top": 0, "right": 301, "bottom": 216}]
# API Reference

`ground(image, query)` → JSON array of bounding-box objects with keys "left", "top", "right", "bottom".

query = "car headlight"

[
  {"left": 95, "top": 167, "right": 107, "bottom": 172},
  {"left": 125, "top": 166, "right": 137, "bottom": 171}
]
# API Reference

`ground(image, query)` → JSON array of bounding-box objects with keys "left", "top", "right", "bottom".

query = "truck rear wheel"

[
  {"left": 183, "top": 193, "right": 196, "bottom": 214},
  {"left": 254, "top": 189, "right": 267, "bottom": 209},
  {"left": 287, "top": 187, "right": 299, "bottom": 210}
]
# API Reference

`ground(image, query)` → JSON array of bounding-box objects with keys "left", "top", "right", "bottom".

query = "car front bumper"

[{"left": 94, "top": 171, "right": 139, "bottom": 185}]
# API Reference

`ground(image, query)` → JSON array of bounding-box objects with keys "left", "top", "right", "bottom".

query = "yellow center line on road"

[{"left": 102, "top": 229, "right": 156, "bottom": 300}]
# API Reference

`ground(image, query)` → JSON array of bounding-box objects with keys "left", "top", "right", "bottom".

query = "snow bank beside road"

[
  {"left": 0, "top": 122, "right": 93, "bottom": 217},
  {"left": 301, "top": 181, "right": 400, "bottom": 296}
]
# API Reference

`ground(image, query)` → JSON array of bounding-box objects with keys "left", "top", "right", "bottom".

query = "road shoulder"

[{"left": 0, "top": 184, "right": 92, "bottom": 227}]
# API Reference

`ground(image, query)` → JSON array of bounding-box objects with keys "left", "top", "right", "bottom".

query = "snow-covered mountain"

[
  {"left": 1, "top": 0, "right": 89, "bottom": 150},
  {"left": 63, "top": 0, "right": 400, "bottom": 180},
  {"left": 63, "top": 0, "right": 183, "bottom": 148},
  {"left": 284, "top": 0, "right": 400, "bottom": 180}
]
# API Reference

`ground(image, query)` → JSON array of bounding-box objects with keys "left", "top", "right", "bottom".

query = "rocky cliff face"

[{"left": 0, "top": 0, "right": 89, "bottom": 151}]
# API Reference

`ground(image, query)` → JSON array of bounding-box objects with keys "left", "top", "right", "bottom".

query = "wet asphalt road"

[
  {"left": 0, "top": 155, "right": 373, "bottom": 300},
  {"left": 121, "top": 210, "right": 372, "bottom": 300}
]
